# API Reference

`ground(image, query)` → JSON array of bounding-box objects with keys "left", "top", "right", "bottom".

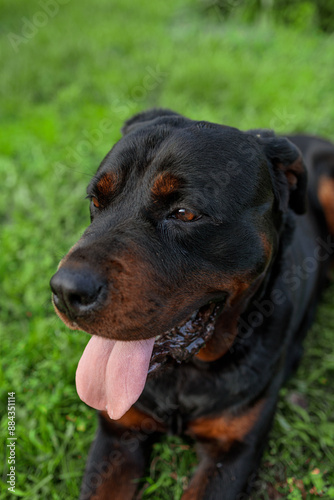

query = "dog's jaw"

[{"left": 148, "top": 301, "right": 225, "bottom": 374}]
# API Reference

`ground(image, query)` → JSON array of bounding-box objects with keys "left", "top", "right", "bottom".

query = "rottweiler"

[{"left": 50, "top": 109, "right": 334, "bottom": 499}]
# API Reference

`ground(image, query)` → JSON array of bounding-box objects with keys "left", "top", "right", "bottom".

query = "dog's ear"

[
  {"left": 121, "top": 108, "right": 181, "bottom": 135},
  {"left": 248, "top": 130, "right": 308, "bottom": 214}
]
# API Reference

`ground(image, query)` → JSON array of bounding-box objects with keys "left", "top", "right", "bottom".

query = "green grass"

[{"left": 1, "top": 0, "right": 334, "bottom": 498}]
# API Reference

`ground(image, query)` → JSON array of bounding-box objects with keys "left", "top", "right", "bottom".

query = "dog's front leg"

[
  {"left": 182, "top": 397, "right": 276, "bottom": 500},
  {"left": 79, "top": 408, "right": 164, "bottom": 500}
]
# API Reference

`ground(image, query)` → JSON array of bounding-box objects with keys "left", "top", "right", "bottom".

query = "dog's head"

[{"left": 50, "top": 109, "right": 307, "bottom": 419}]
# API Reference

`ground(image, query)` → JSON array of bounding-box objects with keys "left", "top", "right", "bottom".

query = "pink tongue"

[{"left": 76, "top": 335, "right": 155, "bottom": 420}]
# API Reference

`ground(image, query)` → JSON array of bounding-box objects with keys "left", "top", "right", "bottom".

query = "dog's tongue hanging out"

[{"left": 75, "top": 336, "right": 155, "bottom": 420}]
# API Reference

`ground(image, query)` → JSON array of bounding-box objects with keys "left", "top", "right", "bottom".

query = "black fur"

[{"left": 50, "top": 109, "right": 334, "bottom": 499}]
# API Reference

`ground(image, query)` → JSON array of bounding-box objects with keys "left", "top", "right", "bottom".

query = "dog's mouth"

[
  {"left": 75, "top": 300, "right": 224, "bottom": 420},
  {"left": 148, "top": 301, "right": 224, "bottom": 375}
]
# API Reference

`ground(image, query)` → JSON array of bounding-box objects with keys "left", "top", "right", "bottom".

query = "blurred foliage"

[{"left": 201, "top": 0, "right": 334, "bottom": 33}]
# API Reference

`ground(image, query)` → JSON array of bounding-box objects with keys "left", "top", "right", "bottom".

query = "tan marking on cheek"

[
  {"left": 97, "top": 172, "right": 118, "bottom": 196},
  {"left": 196, "top": 272, "right": 266, "bottom": 362},
  {"left": 54, "top": 248, "right": 160, "bottom": 340},
  {"left": 152, "top": 173, "right": 180, "bottom": 197},
  {"left": 318, "top": 176, "right": 334, "bottom": 235},
  {"left": 187, "top": 399, "right": 265, "bottom": 449},
  {"left": 259, "top": 232, "right": 273, "bottom": 261}
]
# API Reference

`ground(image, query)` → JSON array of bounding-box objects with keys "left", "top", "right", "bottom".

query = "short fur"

[{"left": 50, "top": 109, "right": 334, "bottom": 499}]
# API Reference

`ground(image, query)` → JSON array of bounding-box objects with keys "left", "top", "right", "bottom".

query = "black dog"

[{"left": 50, "top": 109, "right": 334, "bottom": 499}]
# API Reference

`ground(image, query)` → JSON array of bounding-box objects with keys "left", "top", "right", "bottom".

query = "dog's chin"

[{"left": 148, "top": 300, "right": 225, "bottom": 376}]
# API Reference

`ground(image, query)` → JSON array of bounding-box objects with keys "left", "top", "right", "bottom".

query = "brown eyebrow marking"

[
  {"left": 96, "top": 172, "right": 118, "bottom": 196},
  {"left": 151, "top": 173, "right": 180, "bottom": 198}
]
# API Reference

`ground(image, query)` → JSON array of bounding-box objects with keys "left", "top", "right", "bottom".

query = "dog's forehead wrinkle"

[
  {"left": 94, "top": 124, "right": 264, "bottom": 194},
  {"left": 155, "top": 132, "right": 263, "bottom": 176},
  {"left": 88, "top": 122, "right": 275, "bottom": 226}
]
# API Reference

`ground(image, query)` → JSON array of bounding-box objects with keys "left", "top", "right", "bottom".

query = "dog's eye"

[
  {"left": 170, "top": 208, "right": 202, "bottom": 222},
  {"left": 86, "top": 195, "right": 101, "bottom": 208},
  {"left": 86, "top": 194, "right": 103, "bottom": 210},
  {"left": 91, "top": 196, "right": 100, "bottom": 208}
]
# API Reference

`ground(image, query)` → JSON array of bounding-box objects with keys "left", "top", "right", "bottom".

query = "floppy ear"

[
  {"left": 248, "top": 130, "right": 308, "bottom": 214},
  {"left": 121, "top": 108, "right": 181, "bottom": 135}
]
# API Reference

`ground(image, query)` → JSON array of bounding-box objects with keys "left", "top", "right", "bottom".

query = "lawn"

[{"left": 0, "top": 0, "right": 334, "bottom": 498}]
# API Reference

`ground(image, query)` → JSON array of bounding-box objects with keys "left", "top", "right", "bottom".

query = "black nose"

[{"left": 50, "top": 266, "right": 107, "bottom": 318}]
